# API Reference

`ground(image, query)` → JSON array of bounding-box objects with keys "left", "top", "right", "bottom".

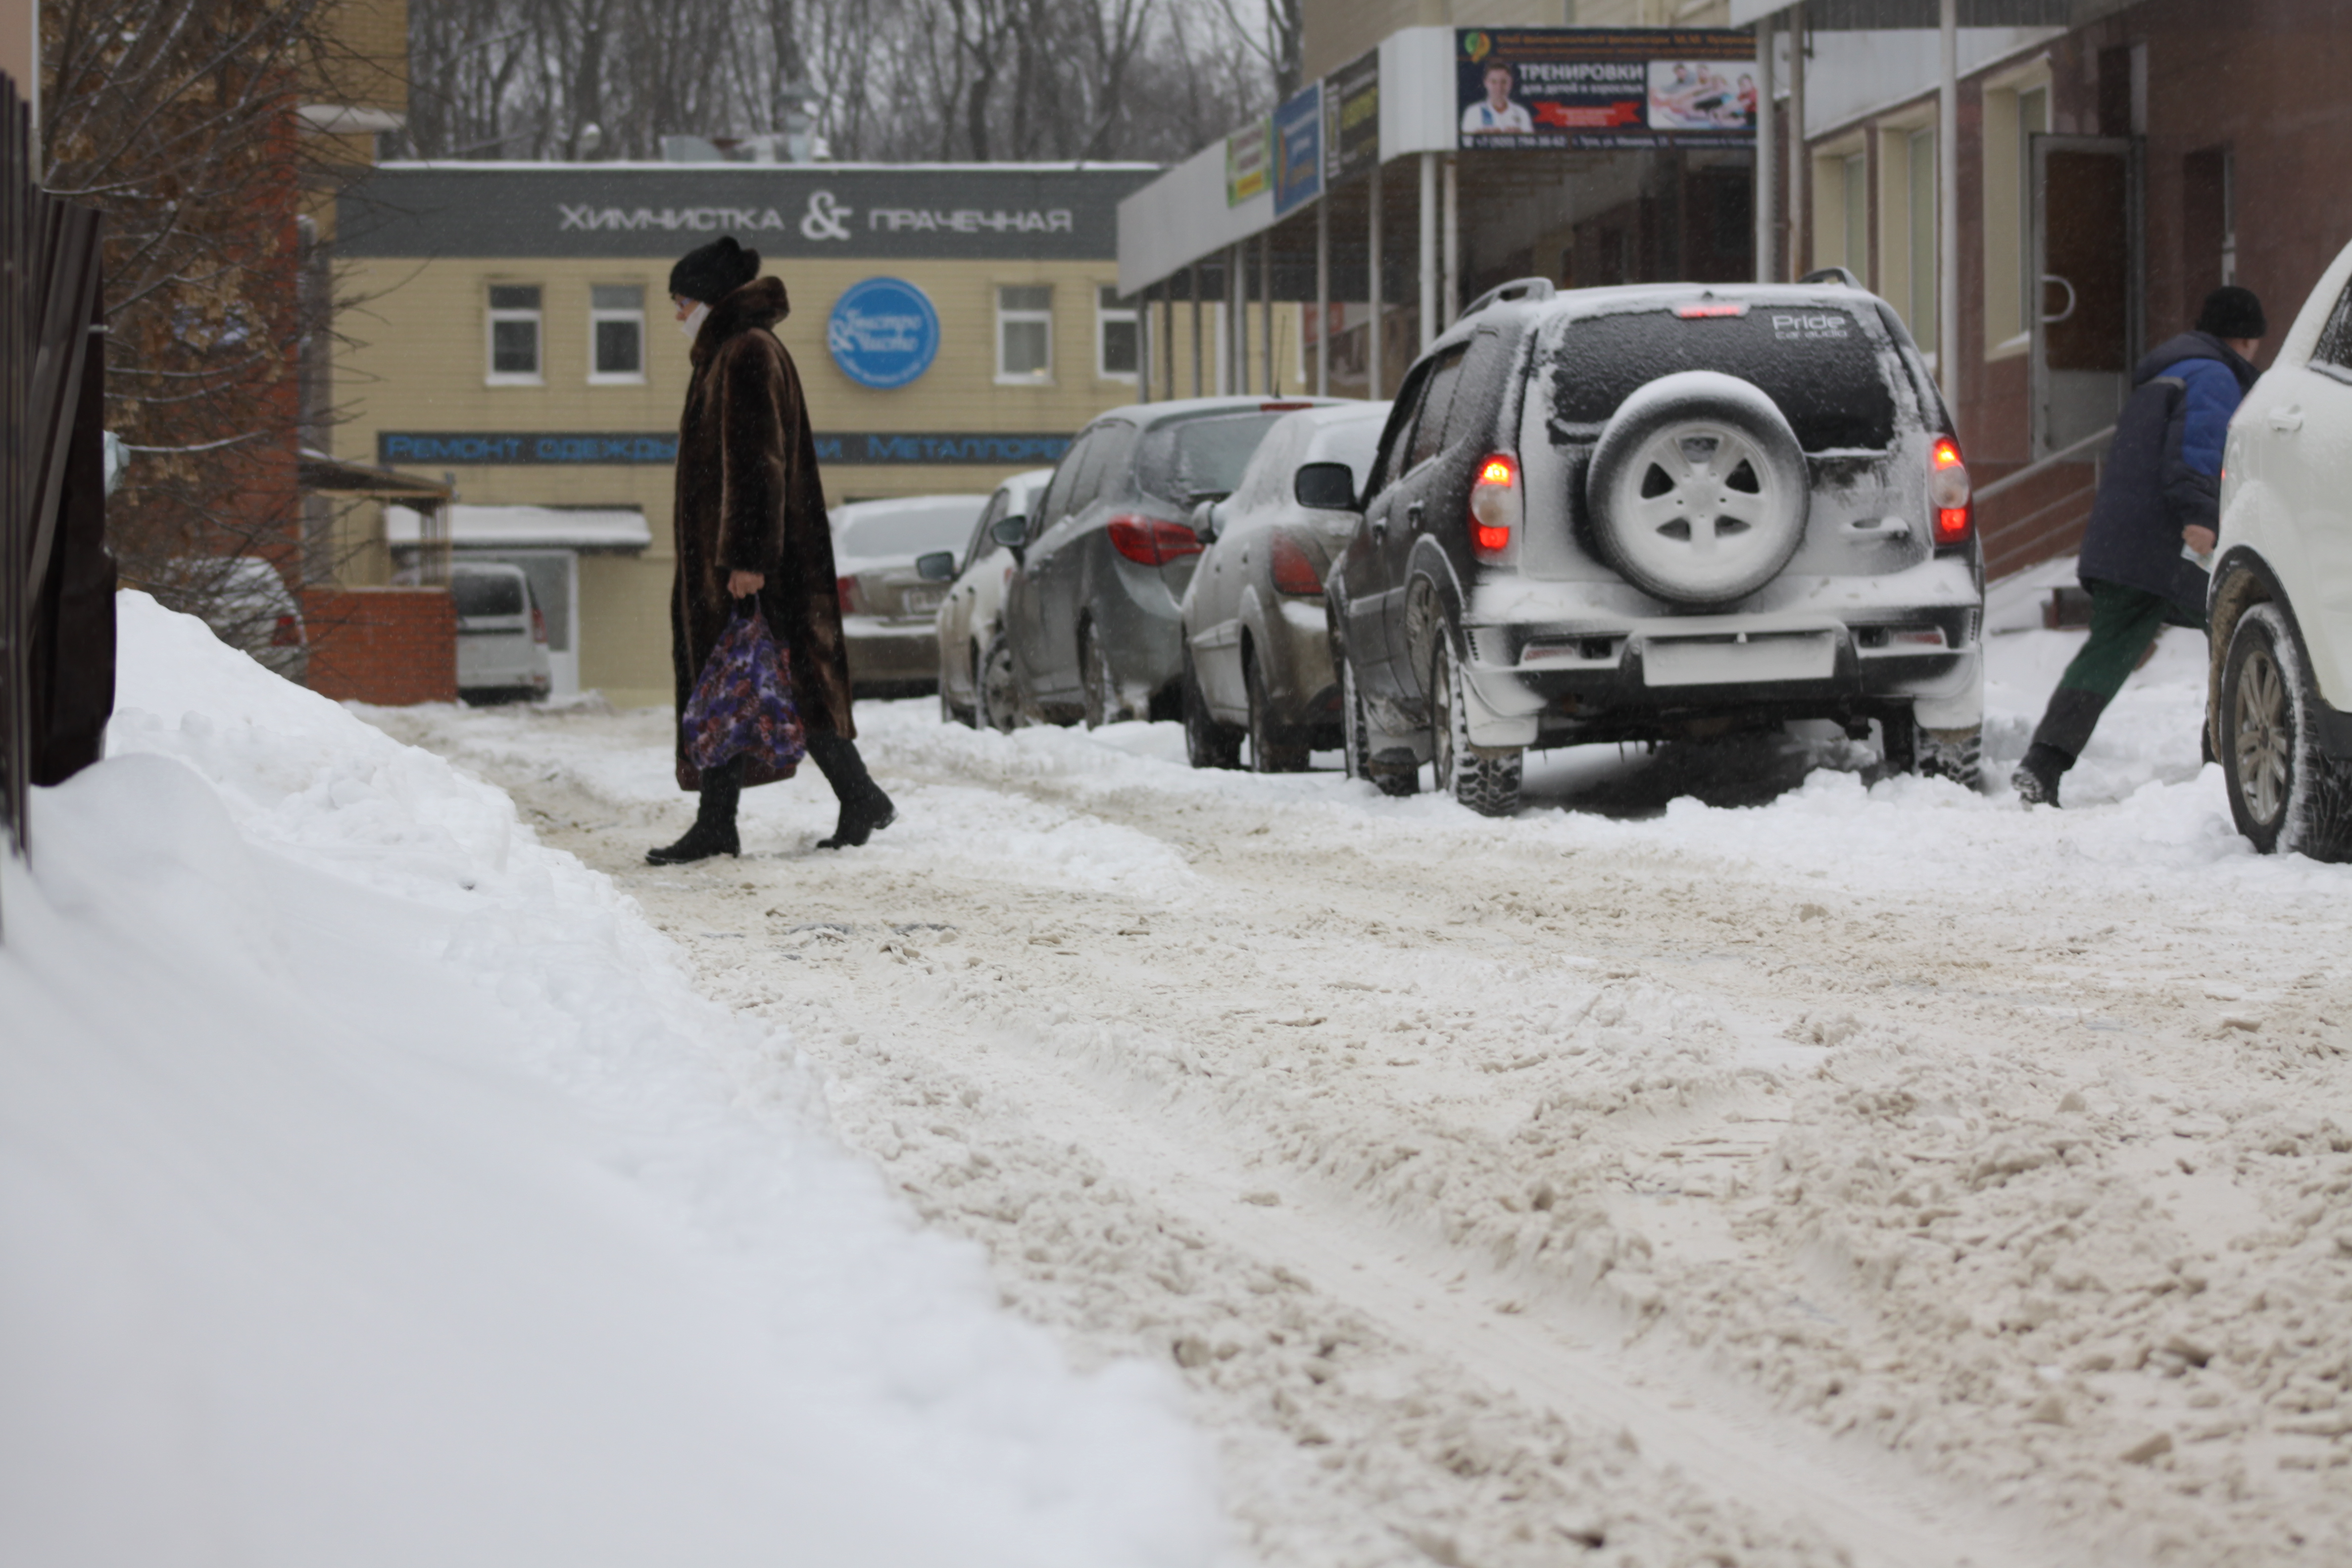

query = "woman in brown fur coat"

[{"left": 648, "top": 236, "right": 895, "bottom": 864}]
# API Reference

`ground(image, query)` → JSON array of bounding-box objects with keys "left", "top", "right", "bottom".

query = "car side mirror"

[
  {"left": 1294, "top": 462, "right": 1357, "bottom": 510},
  {"left": 915, "top": 550, "right": 957, "bottom": 583},
  {"left": 1191, "top": 499, "right": 1221, "bottom": 544},
  {"left": 989, "top": 516, "right": 1028, "bottom": 548}
]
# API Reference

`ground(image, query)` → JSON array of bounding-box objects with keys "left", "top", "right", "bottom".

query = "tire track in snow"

[{"left": 372, "top": 699, "right": 2352, "bottom": 1568}]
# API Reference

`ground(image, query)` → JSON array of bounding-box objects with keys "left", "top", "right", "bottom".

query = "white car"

[
  {"left": 920, "top": 467, "right": 1053, "bottom": 730},
  {"left": 451, "top": 561, "right": 552, "bottom": 703},
  {"left": 830, "top": 494, "right": 990, "bottom": 696},
  {"left": 2210, "top": 242, "right": 2352, "bottom": 860}
]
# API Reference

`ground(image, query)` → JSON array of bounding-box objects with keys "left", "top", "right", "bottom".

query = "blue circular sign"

[{"left": 827, "top": 278, "right": 940, "bottom": 390}]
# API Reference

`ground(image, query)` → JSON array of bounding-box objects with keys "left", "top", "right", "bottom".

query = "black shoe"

[
  {"left": 645, "top": 819, "right": 740, "bottom": 864},
  {"left": 2010, "top": 743, "right": 2069, "bottom": 808},
  {"left": 817, "top": 787, "right": 895, "bottom": 850}
]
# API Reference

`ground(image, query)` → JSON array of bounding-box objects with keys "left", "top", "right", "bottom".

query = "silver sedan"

[{"left": 1178, "top": 402, "right": 1388, "bottom": 770}]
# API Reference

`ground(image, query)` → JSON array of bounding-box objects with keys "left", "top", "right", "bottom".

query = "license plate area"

[
  {"left": 900, "top": 588, "right": 944, "bottom": 614},
  {"left": 1641, "top": 630, "right": 1836, "bottom": 686}
]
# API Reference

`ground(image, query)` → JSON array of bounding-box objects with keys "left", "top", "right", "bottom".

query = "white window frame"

[
  {"left": 588, "top": 284, "right": 646, "bottom": 385},
  {"left": 1094, "top": 285, "right": 1138, "bottom": 383},
  {"left": 486, "top": 283, "right": 544, "bottom": 385},
  {"left": 995, "top": 284, "right": 1054, "bottom": 385},
  {"left": 1979, "top": 56, "right": 2053, "bottom": 360}
]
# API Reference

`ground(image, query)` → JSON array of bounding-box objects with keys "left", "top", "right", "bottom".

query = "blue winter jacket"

[{"left": 2077, "top": 331, "right": 2259, "bottom": 611}]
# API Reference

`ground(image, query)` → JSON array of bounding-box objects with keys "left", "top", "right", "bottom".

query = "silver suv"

[{"left": 1327, "top": 279, "right": 1985, "bottom": 815}]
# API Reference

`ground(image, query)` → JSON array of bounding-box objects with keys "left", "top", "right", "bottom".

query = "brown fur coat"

[{"left": 670, "top": 276, "right": 854, "bottom": 790}]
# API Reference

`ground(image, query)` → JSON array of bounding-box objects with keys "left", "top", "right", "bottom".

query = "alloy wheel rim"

[
  {"left": 2234, "top": 645, "right": 2290, "bottom": 826},
  {"left": 1615, "top": 422, "right": 1782, "bottom": 592}
]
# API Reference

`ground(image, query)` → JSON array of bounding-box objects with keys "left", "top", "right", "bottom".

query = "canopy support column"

[
  {"left": 1136, "top": 287, "right": 1148, "bottom": 404},
  {"left": 1441, "top": 155, "right": 1459, "bottom": 330},
  {"left": 1755, "top": 12, "right": 1776, "bottom": 283},
  {"left": 1788, "top": 2, "right": 1806, "bottom": 281},
  {"left": 1261, "top": 232, "right": 1274, "bottom": 395},
  {"left": 1315, "top": 197, "right": 1329, "bottom": 397},
  {"left": 1938, "top": 0, "right": 1960, "bottom": 405},
  {"left": 1369, "top": 168, "right": 1383, "bottom": 399},
  {"left": 1418, "top": 151, "right": 1437, "bottom": 352},
  {"left": 1190, "top": 262, "right": 1203, "bottom": 397}
]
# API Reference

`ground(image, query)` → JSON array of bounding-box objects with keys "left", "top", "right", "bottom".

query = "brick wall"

[{"left": 303, "top": 587, "right": 455, "bottom": 704}]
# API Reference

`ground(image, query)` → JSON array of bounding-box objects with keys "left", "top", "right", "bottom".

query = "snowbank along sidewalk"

[
  {"left": 368, "top": 582, "right": 2352, "bottom": 1568},
  {"left": 0, "top": 592, "right": 1224, "bottom": 1568}
]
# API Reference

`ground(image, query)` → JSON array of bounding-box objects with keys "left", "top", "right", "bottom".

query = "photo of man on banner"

[{"left": 1461, "top": 58, "right": 1533, "bottom": 135}]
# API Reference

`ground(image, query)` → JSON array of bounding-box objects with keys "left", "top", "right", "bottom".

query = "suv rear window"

[
  {"left": 1136, "top": 411, "right": 1284, "bottom": 503},
  {"left": 453, "top": 571, "right": 524, "bottom": 617},
  {"left": 1542, "top": 305, "right": 1899, "bottom": 452}
]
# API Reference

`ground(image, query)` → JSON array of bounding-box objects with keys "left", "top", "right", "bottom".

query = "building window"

[
  {"left": 996, "top": 285, "right": 1053, "bottom": 383},
  {"left": 589, "top": 284, "right": 644, "bottom": 382},
  {"left": 1096, "top": 286, "right": 1138, "bottom": 381},
  {"left": 1981, "top": 67, "right": 2052, "bottom": 356},
  {"left": 1907, "top": 129, "right": 1937, "bottom": 358},
  {"left": 487, "top": 284, "right": 542, "bottom": 383},
  {"left": 2014, "top": 84, "right": 2049, "bottom": 340},
  {"left": 1842, "top": 154, "right": 1868, "bottom": 285}
]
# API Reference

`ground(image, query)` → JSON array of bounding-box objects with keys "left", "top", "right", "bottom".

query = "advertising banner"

[
  {"left": 1456, "top": 28, "right": 1755, "bottom": 151},
  {"left": 1272, "top": 84, "right": 1323, "bottom": 217},
  {"left": 1323, "top": 48, "right": 1379, "bottom": 188},
  {"left": 1226, "top": 118, "right": 1271, "bottom": 206}
]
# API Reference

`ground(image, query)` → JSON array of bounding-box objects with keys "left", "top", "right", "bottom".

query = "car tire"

[
  {"left": 2220, "top": 603, "right": 2352, "bottom": 860},
  {"left": 1429, "top": 630, "right": 1521, "bottom": 817},
  {"left": 977, "top": 633, "right": 1021, "bottom": 734},
  {"left": 1585, "top": 370, "right": 1810, "bottom": 609},
  {"left": 1876, "top": 713, "right": 1982, "bottom": 788},
  {"left": 1246, "top": 650, "right": 1308, "bottom": 773},
  {"left": 1183, "top": 647, "right": 1242, "bottom": 769},
  {"left": 1079, "top": 622, "right": 1125, "bottom": 730},
  {"left": 1918, "top": 723, "right": 1983, "bottom": 789}
]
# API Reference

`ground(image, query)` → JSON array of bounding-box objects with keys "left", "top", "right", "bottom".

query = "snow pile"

[{"left": 0, "top": 592, "right": 1223, "bottom": 1568}]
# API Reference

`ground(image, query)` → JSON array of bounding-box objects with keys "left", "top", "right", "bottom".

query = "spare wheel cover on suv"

[{"left": 1585, "top": 369, "right": 1809, "bottom": 609}]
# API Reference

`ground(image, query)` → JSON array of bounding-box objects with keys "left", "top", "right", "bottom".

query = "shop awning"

[{"left": 384, "top": 503, "right": 650, "bottom": 550}]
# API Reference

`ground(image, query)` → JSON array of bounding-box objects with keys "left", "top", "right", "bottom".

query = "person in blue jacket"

[{"left": 2011, "top": 287, "right": 2266, "bottom": 806}]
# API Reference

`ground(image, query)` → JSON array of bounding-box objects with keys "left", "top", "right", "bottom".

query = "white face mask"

[{"left": 677, "top": 301, "right": 710, "bottom": 341}]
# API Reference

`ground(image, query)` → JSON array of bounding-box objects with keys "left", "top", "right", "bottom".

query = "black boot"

[
  {"left": 805, "top": 732, "right": 895, "bottom": 849},
  {"left": 2010, "top": 741, "right": 2072, "bottom": 808},
  {"left": 647, "top": 756, "right": 743, "bottom": 863}
]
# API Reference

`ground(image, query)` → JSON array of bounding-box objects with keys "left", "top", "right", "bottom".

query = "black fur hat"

[
  {"left": 669, "top": 236, "right": 760, "bottom": 305},
  {"left": 2196, "top": 285, "right": 2267, "bottom": 341}
]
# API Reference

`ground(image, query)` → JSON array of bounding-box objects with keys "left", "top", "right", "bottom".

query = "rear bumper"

[
  {"left": 845, "top": 617, "right": 940, "bottom": 689},
  {"left": 1255, "top": 596, "right": 1343, "bottom": 739},
  {"left": 1449, "top": 561, "right": 1985, "bottom": 746}
]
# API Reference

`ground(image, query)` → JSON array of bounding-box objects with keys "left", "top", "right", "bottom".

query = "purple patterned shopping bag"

[{"left": 684, "top": 601, "right": 808, "bottom": 773}]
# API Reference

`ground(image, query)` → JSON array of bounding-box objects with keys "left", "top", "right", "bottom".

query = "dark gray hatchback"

[{"left": 1002, "top": 395, "right": 1334, "bottom": 726}]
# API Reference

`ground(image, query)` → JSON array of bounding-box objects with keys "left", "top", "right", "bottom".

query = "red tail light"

[
  {"left": 1675, "top": 300, "right": 1750, "bottom": 319},
  {"left": 1268, "top": 529, "right": 1324, "bottom": 595},
  {"left": 1468, "top": 453, "right": 1521, "bottom": 558},
  {"left": 1106, "top": 513, "right": 1203, "bottom": 567},
  {"left": 530, "top": 606, "right": 548, "bottom": 643},
  {"left": 836, "top": 575, "right": 861, "bottom": 614},
  {"left": 270, "top": 613, "right": 302, "bottom": 647},
  {"left": 1930, "top": 436, "right": 1972, "bottom": 546}
]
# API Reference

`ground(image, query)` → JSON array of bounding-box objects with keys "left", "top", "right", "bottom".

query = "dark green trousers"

[{"left": 2030, "top": 580, "right": 2205, "bottom": 760}]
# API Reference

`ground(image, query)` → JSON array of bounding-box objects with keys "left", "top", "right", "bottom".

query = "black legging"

[{"left": 695, "top": 731, "right": 878, "bottom": 829}]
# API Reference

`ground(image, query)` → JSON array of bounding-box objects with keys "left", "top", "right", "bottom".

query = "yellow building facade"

[{"left": 335, "top": 162, "right": 1162, "bottom": 705}]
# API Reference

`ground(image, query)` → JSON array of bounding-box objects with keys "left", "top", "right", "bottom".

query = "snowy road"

[{"left": 367, "top": 613, "right": 2352, "bottom": 1568}]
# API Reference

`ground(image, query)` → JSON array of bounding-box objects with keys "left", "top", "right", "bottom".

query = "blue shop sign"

[{"left": 827, "top": 277, "right": 940, "bottom": 390}]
